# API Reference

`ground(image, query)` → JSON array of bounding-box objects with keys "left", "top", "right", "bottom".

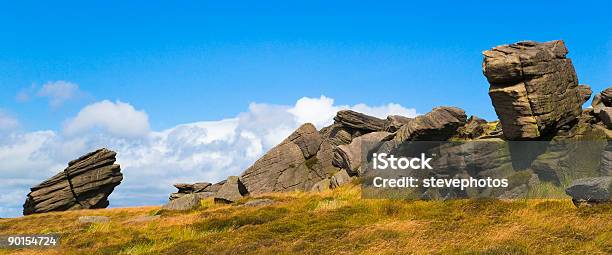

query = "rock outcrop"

[
  {"left": 565, "top": 177, "right": 611, "bottom": 206},
  {"left": 23, "top": 148, "right": 123, "bottom": 215},
  {"left": 163, "top": 40, "right": 611, "bottom": 204},
  {"left": 483, "top": 40, "right": 583, "bottom": 140},
  {"left": 240, "top": 123, "right": 325, "bottom": 194}
]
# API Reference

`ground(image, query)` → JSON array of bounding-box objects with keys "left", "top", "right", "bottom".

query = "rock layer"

[
  {"left": 23, "top": 148, "right": 123, "bottom": 215},
  {"left": 483, "top": 40, "right": 583, "bottom": 140}
]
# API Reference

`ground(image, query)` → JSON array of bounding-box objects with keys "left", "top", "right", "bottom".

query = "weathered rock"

[
  {"left": 598, "top": 107, "right": 612, "bottom": 129},
  {"left": 385, "top": 115, "right": 413, "bottom": 132},
  {"left": 330, "top": 169, "right": 352, "bottom": 189},
  {"left": 204, "top": 180, "right": 226, "bottom": 193},
  {"left": 457, "top": 116, "right": 488, "bottom": 139},
  {"left": 334, "top": 110, "right": 387, "bottom": 132},
  {"left": 565, "top": 177, "right": 612, "bottom": 206},
  {"left": 78, "top": 216, "right": 110, "bottom": 224},
  {"left": 169, "top": 182, "right": 214, "bottom": 201},
  {"left": 214, "top": 176, "right": 248, "bottom": 203},
  {"left": 240, "top": 124, "right": 326, "bottom": 194},
  {"left": 310, "top": 178, "right": 331, "bottom": 192},
  {"left": 578, "top": 85, "right": 592, "bottom": 104},
  {"left": 601, "top": 87, "right": 612, "bottom": 107},
  {"left": 243, "top": 199, "right": 276, "bottom": 207},
  {"left": 312, "top": 123, "right": 354, "bottom": 177},
  {"left": 483, "top": 40, "right": 583, "bottom": 140},
  {"left": 333, "top": 131, "right": 391, "bottom": 175},
  {"left": 23, "top": 148, "right": 123, "bottom": 216},
  {"left": 163, "top": 193, "right": 201, "bottom": 211},
  {"left": 394, "top": 107, "right": 467, "bottom": 142},
  {"left": 125, "top": 215, "right": 160, "bottom": 224}
]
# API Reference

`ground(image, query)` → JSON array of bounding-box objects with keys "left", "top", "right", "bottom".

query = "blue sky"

[
  {"left": 1, "top": 1, "right": 610, "bottom": 131},
  {"left": 0, "top": 1, "right": 611, "bottom": 217}
]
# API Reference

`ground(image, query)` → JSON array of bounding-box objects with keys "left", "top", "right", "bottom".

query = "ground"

[{"left": 1, "top": 184, "right": 611, "bottom": 255}]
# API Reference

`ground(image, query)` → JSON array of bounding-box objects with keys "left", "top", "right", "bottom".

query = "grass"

[{"left": 0, "top": 184, "right": 610, "bottom": 255}]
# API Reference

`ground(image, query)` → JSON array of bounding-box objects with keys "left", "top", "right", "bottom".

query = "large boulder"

[
  {"left": 240, "top": 123, "right": 325, "bottom": 194},
  {"left": 332, "top": 131, "right": 392, "bottom": 175},
  {"left": 483, "top": 40, "right": 583, "bottom": 140},
  {"left": 565, "top": 177, "right": 612, "bottom": 206},
  {"left": 214, "top": 176, "right": 249, "bottom": 203},
  {"left": 393, "top": 106, "right": 467, "bottom": 142},
  {"left": 23, "top": 148, "right": 123, "bottom": 215}
]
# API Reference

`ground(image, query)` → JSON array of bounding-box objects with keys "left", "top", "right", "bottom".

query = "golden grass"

[{"left": 0, "top": 185, "right": 610, "bottom": 255}]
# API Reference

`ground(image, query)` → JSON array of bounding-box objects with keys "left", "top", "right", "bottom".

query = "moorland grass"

[{"left": 0, "top": 185, "right": 610, "bottom": 255}]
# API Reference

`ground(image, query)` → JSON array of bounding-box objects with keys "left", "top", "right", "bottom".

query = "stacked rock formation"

[
  {"left": 483, "top": 40, "right": 585, "bottom": 140},
  {"left": 23, "top": 148, "right": 123, "bottom": 215}
]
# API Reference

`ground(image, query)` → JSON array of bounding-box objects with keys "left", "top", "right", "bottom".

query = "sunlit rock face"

[{"left": 483, "top": 40, "right": 584, "bottom": 140}]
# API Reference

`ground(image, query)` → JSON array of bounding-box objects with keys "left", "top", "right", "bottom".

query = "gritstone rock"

[
  {"left": 565, "top": 177, "right": 612, "bottom": 206},
  {"left": 330, "top": 169, "right": 352, "bottom": 189},
  {"left": 163, "top": 193, "right": 201, "bottom": 211},
  {"left": 393, "top": 106, "right": 467, "bottom": 142},
  {"left": 240, "top": 123, "right": 325, "bottom": 194},
  {"left": 483, "top": 40, "right": 583, "bottom": 140},
  {"left": 214, "top": 176, "right": 249, "bottom": 203},
  {"left": 332, "top": 131, "right": 391, "bottom": 175},
  {"left": 23, "top": 148, "right": 123, "bottom": 215}
]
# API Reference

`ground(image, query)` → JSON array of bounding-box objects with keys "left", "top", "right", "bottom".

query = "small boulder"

[
  {"left": 214, "top": 176, "right": 249, "bottom": 204},
  {"left": 565, "top": 177, "right": 612, "bottom": 206},
  {"left": 78, "top": 216, "right": 110, "bottom": 224},
  {"left": 243, "top": 199, "right": 276, "bottom": 207},
  {"left": 163, "top": 193, "right": 201, "bottom": 211},
  {"left": 310, "top": 178, "right": 331, "bottom": 192},
  {"left": 330, "top": 169, "right": 352, "bottom": 189}
]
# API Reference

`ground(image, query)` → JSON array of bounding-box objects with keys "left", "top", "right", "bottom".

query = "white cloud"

[
  {"left": 36, "top": 81, "right": 84, "bottom": 107},
  {"left": 288, "top": 95, "right": 418, "bottom": 129},
  {"left": 0, "top": 95, "right": 417, "bottom": 217},
  {"left": 0, "top": 110, "right": 19, "bottom": 130},
  {"left": 64, "top": 100, "right": 150, "bottom": 138}
]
